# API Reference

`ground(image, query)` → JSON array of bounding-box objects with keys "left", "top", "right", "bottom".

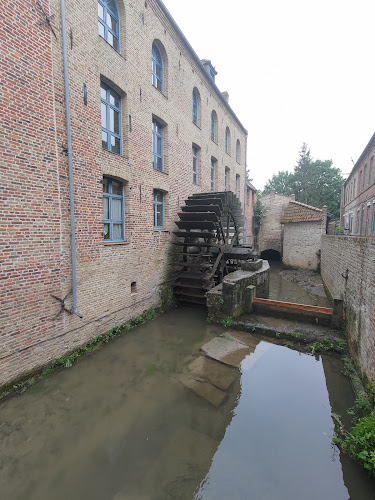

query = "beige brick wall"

[
  {"left": 321, "top": 235, "right": 375, "bottom": 381},
  {"left": 258, "top": 193, "right": 294, "bottom": 255},
  {"left": 0, "top": 0, "right": 248, "bottom": 386},
  {"left": 283, "top": 221, "right": 325, "bottom": 270}
]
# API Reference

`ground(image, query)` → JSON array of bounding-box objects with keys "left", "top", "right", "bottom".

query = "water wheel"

[{"left": 173, "top": 191, "right": 255, "bottom": 305}]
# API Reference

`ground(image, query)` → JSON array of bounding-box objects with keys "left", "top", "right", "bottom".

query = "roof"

[
  {"left": 155, "top": 0, "right": 247, "bottom": 135},
  {"left": 344, "top": 132, "right": 375, "bottom": 187},
  {"left": 280, "top": 201, "right": 323, "bottom": 223},
  {"left": 246, "top": 181, "right": 257, "bottom": 192}
]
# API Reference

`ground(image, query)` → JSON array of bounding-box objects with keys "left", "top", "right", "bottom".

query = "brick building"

[
  {"left": 280, "top": 201, "right": 328, "bottom": 271},
  {"left": 257, "top": 192, "right": 295, "bottom": 258},
  {"left": 341, "top": 132, "right": 375, "bottom": 236},
  {"left": 0, "top": 0, "right": 248, "bottom": 387}
]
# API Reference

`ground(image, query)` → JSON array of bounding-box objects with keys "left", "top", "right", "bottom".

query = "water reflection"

[{"left": 0, "top": 307, "right": 373, "bottom": 499}]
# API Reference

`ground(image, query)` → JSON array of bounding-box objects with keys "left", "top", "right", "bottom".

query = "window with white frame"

[
  {"left": 236, "top": 139, "right": 241, "bottom": 163},
  {"left": 152, "top": 119, "right": 163, "bottom": 171},
  {"left": 101, "top": 81, "right": 121, "bottom": 154},
  {"left": 211, "top": 111, "right": 217, "bottom": 142},
  {"left": 225, "top": 127, "right": 231, "bottom": 155},
  {"left": 98, "top": 0, "right": 119, "bottom": 50},
  {"left": 153, "top": 190, "right": 164, "bottom": 229},
  {"left": 103, "top": 177, "right": 124, "bottom": 241},
  {"left": 225, "top": 167, "right": 230, "bottom": 191},
  {"left": 236, "top": 174, "right": 240, "bottom": 197},
  {"left": 192, "top": 145, "right": 198, "bottom": 184},
  {"left": 211, "top": 158, "right": 216, "bottom": 191}
]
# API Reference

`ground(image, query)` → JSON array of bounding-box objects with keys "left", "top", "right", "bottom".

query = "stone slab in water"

[
  {"left": 226, "top": 330, "right": 259, "bottom": 350},
  {"left": 177, "top": 373, "right": 227, "bottom": 406},
  {"left": 201, "top": 336, "right": 253, "bottom": 368},
  {"left": 187, "top": 355, "right": 239, "bottom": 391}
]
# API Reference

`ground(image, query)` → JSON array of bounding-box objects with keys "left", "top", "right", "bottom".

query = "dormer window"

[{"left": 201, "top": 59, "right": 217, "bottom": 83}]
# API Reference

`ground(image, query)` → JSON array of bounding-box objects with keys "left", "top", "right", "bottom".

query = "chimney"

[
  {"left": 221, "top": 91, "right": 229, "bottom": 102},
  {"left": 200, "top": 59, "right": 217, "bottom": 83}
]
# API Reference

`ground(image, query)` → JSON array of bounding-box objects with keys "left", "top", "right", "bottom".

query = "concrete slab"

[
  {"left": 226, "top": 330, "right": 259, "bottom": 350},
  {"left": 177, "top": 374, "right": 227, "bottom": 406},
  {"left": 200, "top": 336, "right": 253, "bottom": 368},
  {"left": 187, "top": 355, "right": 239, "bottom": 390}
]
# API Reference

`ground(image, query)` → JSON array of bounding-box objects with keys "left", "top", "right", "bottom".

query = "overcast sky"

[{"left": 162, "top": 0, "right": 375, "bottom": 190}]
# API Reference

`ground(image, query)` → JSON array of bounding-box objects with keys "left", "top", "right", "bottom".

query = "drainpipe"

[{"left": 60, "top": 0, "right": 83, "bottom": 318}]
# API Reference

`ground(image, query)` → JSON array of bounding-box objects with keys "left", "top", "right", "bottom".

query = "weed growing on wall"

[
  {"left": 333, "top": 382, "right": 375, "bottom": 477},
  {"left": 0, "top": 308, "right": 158, "bottom": 402}
]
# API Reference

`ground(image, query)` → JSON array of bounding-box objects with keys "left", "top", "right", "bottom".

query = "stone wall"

[
  {"left": 0, "top": 0, "right": 247, "bottom": 387},
  {"left": 258, "top": 193, "right": 294, "bottom": 255},
  {"left": 283, "top": 220, "right": 325, "bottom": 270},
  {"left": 321, "top": 235, "right": 375, "bottom": 381}
]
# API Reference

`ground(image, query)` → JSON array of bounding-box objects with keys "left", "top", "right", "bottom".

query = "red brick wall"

[{"left": 0, "top": 0, "right": 248, "bottom": 387}]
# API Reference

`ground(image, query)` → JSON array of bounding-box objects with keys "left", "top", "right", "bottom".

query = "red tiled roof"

[{"left": 280, "top": 200, "right": 323, "bottom": 223}]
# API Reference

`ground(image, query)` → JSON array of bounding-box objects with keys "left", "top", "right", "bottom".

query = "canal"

[{"left": 0, "top": 306, "right": 374, "bottom": 499}]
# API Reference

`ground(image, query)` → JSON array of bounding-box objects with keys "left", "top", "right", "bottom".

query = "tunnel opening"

[{"left": 260, "top": 249, "right": 281, "bottom": 261}]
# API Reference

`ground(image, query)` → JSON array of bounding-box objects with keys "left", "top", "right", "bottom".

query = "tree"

[
  {"left": 262, "top": 144, "right": 344, "bottom": 220},
  {"left": 263, "top": 170, "right": 294, "bottom": 196}
]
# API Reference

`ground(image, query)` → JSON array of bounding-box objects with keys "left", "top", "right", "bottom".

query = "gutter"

[{"left": 60, "top": 0, "right": 83, "bottom": 318}]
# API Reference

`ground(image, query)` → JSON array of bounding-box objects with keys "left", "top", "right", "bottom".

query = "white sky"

[{"left": 162, "top": 0, "right": 375, "bottom": 190}]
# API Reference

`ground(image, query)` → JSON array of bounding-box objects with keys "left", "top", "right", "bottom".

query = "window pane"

[
  {"left": 156, "top": 136, "right": 162, "bottom": 155},
  {"left": 157, "top": 79, "right": 162, "bottom": 91},
  {"left": 111, "top": 179, "right": 122, "bottom": 195},
  {"left": 104, "top": 223, "right": 110, "bottom": 239},
  {"left": 98, "top": 3, "right": 104, "bottom": 19},
  {"left": 111, "top": 136, "right": 120, "bottom": 154},
  {"left": 106, "top": 13, "right": 117, "bottom": 32},
  {"left": 156, "top": 191, "right": 163, "bottom": 203},
  {"left": 100, "top": 84, "right": 106, "bottom": 100},
  {"left": 107, "top": 31, "right": 114, "bottom": 47},
  {"left": 103, "top": 177, "right": 109, "bottom": 193},
  {"left": 156, "top": 157, "right": 162, "bottom": 170},
  {"left": 109, "top": 89, "right": 120, "bottom": 108},
  {"left": 103, "top": 197, "right": 109, "bottom": 219},
  {"left": 101, "top": 102, "right": 107, "bottom": 128},
  {"left": 109, "top": 108, "right": 120, "bottom": 133},
  {"left": 112, "top": 198, "right": 122, "bottom": 220},
  {"left": 113, "top": 224, "right": 122, "bottom": 240},
  {"left": 156, "top": 208, "right": 162, "bottom": 227},
  {"left": 98, "top": 21, "right": 105, "bottom": 37},
  {"left": 102, "top": 131, "right": 108, "bottom": 150}
]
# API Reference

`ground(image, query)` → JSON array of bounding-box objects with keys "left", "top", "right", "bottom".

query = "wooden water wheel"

[{"left": 173, "top": 191, "right": 255, "bottom": 305}]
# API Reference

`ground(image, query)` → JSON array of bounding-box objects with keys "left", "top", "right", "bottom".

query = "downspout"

[{"left": 60, "top": 0, "right": 83, "bottom": 318}]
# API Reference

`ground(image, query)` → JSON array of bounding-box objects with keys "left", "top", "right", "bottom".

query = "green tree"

[
  {"left": 263, "top": 170, "right": 294, "bottom": 196},
  {"left": 263, "top": 144, "right": 344, "bottom": 220}
]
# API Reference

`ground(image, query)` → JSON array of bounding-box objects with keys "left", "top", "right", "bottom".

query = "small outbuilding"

[{"left": 280, "top": 201, "right": 328, "bottom": 270}]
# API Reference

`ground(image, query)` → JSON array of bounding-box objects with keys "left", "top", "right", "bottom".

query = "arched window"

[
  {"left": 236, "top": 139, "right": 241, "bottom": 163},
  {"left": 152, "top": 43, "right": 163, "bottom": 92},
  {"left": 211, "top": 111, "right": 218, "bottom": 142},
  {"left": 98, "top": 0, "right": 119, "bottom": 51},
  {"left": 192, "top": 90, "right": 198, "bottom": 124},
  {"left": 225, "top": 127, "right": 231, "bottom": 155}
]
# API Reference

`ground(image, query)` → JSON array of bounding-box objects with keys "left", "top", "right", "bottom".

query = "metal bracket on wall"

[
  {"left": 36, "top": 1, "right": 58, "bottom": 40},
  {"left": 51, "top": 291, "right": 73, "bottom": 319},
  {"left": 341, "top": 269, "right": 349, "bottom": 280}
]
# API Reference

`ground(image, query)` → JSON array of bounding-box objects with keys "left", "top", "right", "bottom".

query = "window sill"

[
  {"left": 153, "top": 168, "right": 168, "bottom": 175},
  {"left": 104, "top": 241, "right": 130, "bottom": 246},
  {"left": 153, "top": 229, "right": 169, "bottom": 232},
  {"left": 98, "top": 35, "right": 126, "bottom": 61},
  {"left": 102, "top": 147, "right": 123, "bottom": 157},
  {"left": 193, "top": 122, "right": 201, "bottom": 130},
  {"left": 152, "top": 85, "right": 168, "bottom": 99}
]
